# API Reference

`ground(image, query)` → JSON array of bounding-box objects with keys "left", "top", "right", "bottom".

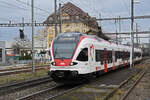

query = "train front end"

[{"left": 49, "top": 32, "right": 88, "bottom": 83}]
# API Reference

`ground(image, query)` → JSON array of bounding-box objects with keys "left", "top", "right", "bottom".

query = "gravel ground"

[
  {"left": 0, "top": 81, "right": 57, "bottom": 100},
  {"left": 126, "top": 61, "right": 150, "bottom": 100},
  {"left": 54, "top": 65, "right": 142, "bottom": 100}
]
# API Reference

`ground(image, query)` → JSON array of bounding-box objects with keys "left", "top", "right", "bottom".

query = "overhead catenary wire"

[
  {"left": 15, "top": 0, "right": 50, "bottom": 14},
  {"left": 0, "top": 0, "right": 27, "bottom": 10},
  {"left": 0, "top": 0, "right": 48, "bottom": 17},
  {"left": 0, "top": 0, "right": 48, "bottom": 21}
]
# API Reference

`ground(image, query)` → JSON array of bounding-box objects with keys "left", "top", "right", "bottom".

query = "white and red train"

[{"left": 49, "top": 32, "right": 142, "bottom": 83}]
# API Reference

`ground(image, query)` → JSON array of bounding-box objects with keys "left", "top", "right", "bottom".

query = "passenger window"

[
  {"left": 76, "top": 48, "right": 88, "bottom": 61},
  {"left": 96, "top": 50, "right": 101, "bottom": 62},
  {"left": 95, "top": 50, "right": 104, "bottom": 64}
]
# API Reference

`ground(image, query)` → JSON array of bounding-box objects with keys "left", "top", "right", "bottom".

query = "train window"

[
  {"left": 115, "top": 51, "right": 118, "bottom": 59},
  {"left": 138, "top": 52, "right": 141, "bottom": 57},
  {"left": 127, "top": 52, "right": 129, "bottom": 59},
  {"left": 76, "top": 48, "right": 88, "bottom": 61},
  {"left": 134, "top": 53, "right": 136, "bottom": 58},
  {"left": 121, "top": 51, "right": 123, "bottom": 59},
  {"left": 115, "top": 51, "right": 117, "bottom": 61},
  {"left": 119, "top": 51, "right": 120, "bottom": 58},
  {"left": 0, "top": 49, "right": 2, "bottom": 62},
  {"left": 125, "top": 52, "right": 127, "bottom": 59},
  {"left": 107, "top": 51, "right": 112, "bottom": 63},
  {"left": 100, "top": 50, "right": 104, "bottom": 64},
  {"left": 96, "top": 50, "right": 101, "bottom": 62}
]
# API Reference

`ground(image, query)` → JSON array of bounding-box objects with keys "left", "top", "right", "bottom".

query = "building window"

[
  {"left": 66, "top": 24, "right": 70, "bottom": 27},
  {"left": 49, "top": 17, "right": 53, "bottom": 21},
  {"left": 76, "top": 24, "right": 79, "bottom": 27},
  {"left": 66, "top": 29, "right": 71, "bottom": 32}
]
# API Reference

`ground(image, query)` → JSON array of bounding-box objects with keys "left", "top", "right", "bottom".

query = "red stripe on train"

[
  {"left": 72, "top": 36, "right": 85, "bottom": 59},
  {"left": 96, "top": 66, "right": 98, "bottom": 71},
  {"left": 113, "top": 63, "right": 115, "bottom": 70},
  {"left": 127, "top": 59, "right": 129, "bottom": 64},
  {"left": 54, "top": 59, "right": 72, "bottom": 66},
  {"left": 51, "top": 40, "right": 54, "bottom": 60},
  {"left": 104, "top": 64, "right": 107, "bottom": 72}
]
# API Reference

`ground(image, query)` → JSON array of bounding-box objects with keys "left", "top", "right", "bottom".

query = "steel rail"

[
  {"left": 119, "top": 70, "right": 146, "bottom": 100},
  {"left": 0, "top": 76, "right": 52, "bottom": 95},
  {"left": 0, "top": 65, "right": 49, "bottom": 72},
  {"left": 16, "top": 85, "right": 60, "bottom": 100},
  {"left": 103, "top": 70, "right": 135, "bottom": 100},
  {"left": 46, "top": 84, "right": 83, "bottom": 100},
  {"left": 103, "top": 69, "right": 146, "bottom": 100},
  {"left": 0, "top": 66, "right": 49, "bottom": 76},
  {"left": 17, "top": 84, "right": 83, "bottom": 100}
]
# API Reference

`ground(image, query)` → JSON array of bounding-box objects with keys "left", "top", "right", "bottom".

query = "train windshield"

[
  {"left": 53, "top": 42, "right": 76, "bottom": 59},
  {"left": 53, "top": 33, "right": 82, "bottom": 59}
]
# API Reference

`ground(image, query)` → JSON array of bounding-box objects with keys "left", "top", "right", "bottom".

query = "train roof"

[{"left": 55, "top": 32, "right": 141, "bottom": 52}]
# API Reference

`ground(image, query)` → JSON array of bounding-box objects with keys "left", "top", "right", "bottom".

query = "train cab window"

[{"left": 76, "top": 48, "right": 88, "bottom": 61}]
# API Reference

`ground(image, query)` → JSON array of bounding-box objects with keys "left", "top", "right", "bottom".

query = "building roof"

[
  {"left": 60, "top": 2, "right": 88, "bottom": 19},
  {"left": 44, "top": 2, "right": 98, "bottom": 28}
]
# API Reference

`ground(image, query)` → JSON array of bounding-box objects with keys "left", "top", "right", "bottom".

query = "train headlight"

[
  {"left": 51, "top": 62, "right": 56, "bottom": 66},
  {"left": 70, "top": 62, "right": 78, "bottom": 66}
]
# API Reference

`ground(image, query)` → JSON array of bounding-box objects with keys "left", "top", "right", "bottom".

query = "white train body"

[{"left": 49, "top": 32, "right": 142, "bottom": 82}]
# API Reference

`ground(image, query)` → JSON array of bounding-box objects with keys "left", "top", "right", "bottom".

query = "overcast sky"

[{"left": 0, "top": 0, "right": 150, "bottom": 43}]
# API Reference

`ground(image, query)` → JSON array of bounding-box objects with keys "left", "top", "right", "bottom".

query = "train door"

[
  {"left": 104, "top": 48, "right": 108, "bottom": 72},
  {"left": 95, "top": 50, "right": 101, "bottom": 72},
  {"left": 89, "top": 44, "right": 95, "bottom": 72},
  {"left": 112, "top": 49, "right": 115, "bottom": 70}
]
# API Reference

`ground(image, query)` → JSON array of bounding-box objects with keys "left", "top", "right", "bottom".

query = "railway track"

[
  {"left": 103, "top": 69, "right": 146, "bottom": 100},
  {"left": 17, "top": 84, "right": 83, "bottom": 100},
  {"left": 0, "top": 76, "right": 52, "bottom": 95},
  {"left": 0, "top": 65, "right": 50, "bottom": 76},
  {"left": 0, "top": 65, "right": 49, "bottom": 72},
  {"left": 16, "top": 67, "right": 139, "bottom": 100},
  {"left": 16, "top": 62, "right": 147, "bottom": 100}
]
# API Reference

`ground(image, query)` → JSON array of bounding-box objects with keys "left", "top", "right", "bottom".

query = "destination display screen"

[
  {"left": 56, "top": 32, "right": 82, "bottom": 42},
  {"left": 0, "top": 48, "right": 2, "bottom": 62},
  {"left": 58, "top": 37, "right": 76, "bottom": 41}
]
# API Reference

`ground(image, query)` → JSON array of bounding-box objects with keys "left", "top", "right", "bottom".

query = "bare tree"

[{"left": 12, "top": 42, "right": 22, "bottom": 54}]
